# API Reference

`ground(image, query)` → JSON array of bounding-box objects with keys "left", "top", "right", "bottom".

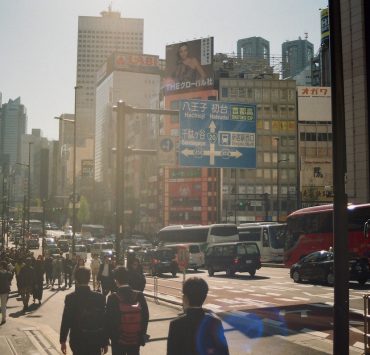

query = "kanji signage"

[{"left": 179, "top": 99, "right": 256, "bottom": 168}]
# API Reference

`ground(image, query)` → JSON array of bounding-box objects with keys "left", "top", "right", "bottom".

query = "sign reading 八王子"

[{"left": 179, "top": 99, "right": 256, "bottom": 168}]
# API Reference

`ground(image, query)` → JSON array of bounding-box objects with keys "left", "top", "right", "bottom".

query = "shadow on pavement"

[{"left": 212, "top": 274, "right": 270, "bottom": 281}]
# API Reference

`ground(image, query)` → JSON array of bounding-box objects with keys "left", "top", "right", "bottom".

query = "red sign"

[{"left": 177, "top": 245, "right": 189, "bottom": 271}]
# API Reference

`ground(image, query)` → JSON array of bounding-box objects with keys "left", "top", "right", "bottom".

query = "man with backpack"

[
  {"left": 60, "top": 267, "right": 108, "bottom": 355},
  {"left": 106, "top": 266, "right": 149, "bottom": 355}
]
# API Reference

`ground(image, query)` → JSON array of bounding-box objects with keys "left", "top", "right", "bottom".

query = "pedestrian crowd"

[{"left": 1, "top": 247, "right": 230, "bottom": 355}]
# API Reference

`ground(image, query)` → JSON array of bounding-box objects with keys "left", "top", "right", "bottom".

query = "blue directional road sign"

[{"left": 179, "top": 99, "right": 256, "bottom": 168}]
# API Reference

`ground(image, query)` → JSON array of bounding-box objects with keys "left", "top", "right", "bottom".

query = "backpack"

[
  {"left": 77, "top": 294, "right": 105, "bottom": 342},
  {"left": 115, "top": 292, "right": 142, "bottom": 345}
]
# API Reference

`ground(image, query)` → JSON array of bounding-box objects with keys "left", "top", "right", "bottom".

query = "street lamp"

[{"left": 55, "top": 85, "right": 81, "bottom": 254}]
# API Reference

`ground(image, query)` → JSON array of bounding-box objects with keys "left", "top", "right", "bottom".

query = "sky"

[{"left": 0, "top": 0, "right": 328, "bottom": 141}]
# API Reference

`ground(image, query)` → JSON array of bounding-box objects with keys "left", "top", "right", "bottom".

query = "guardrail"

[
  {"left": 364, "top": 294, "right": 370, "bottom": 354},
  {"left": 144, "top": 276, "right": 182, "bottom": 306}
]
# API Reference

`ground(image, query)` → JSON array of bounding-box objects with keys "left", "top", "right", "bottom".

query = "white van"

[{"left": 169, "top": 243, "right": 205, "bottom": 271}]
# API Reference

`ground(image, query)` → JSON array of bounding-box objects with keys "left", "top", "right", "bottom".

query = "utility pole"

[{"left": 27, "top": 142, "right": 32, "bottom": 235}]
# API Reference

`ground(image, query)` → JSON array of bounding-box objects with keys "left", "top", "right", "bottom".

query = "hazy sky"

[{"left": 0, "top": 0, "right": 328, "bottom": 140}]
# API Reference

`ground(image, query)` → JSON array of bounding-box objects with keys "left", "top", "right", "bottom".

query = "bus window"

[
  {"left": 269, "top": 225, "right": 286, "bottom": 249},
  {"left": 239, "top": 228, "right": 261, "bottom": 242}
]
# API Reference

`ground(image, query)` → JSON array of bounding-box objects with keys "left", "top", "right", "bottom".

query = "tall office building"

[
  {"left": 282, "top": 37, "right": 314, "bottom": 79},
  {"left": 0, "top": 97, "right": 27, "bottom": 165},
  {"left": 237, "top": 37, "right": 270, "bottom": 64},
  {"left": 76, "top": 8, "right": 143, "bottom": 150}
]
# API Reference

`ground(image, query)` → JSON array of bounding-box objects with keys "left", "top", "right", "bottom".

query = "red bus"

[{"left": 284, "top": 203, "right": 370, "bottom": 266}]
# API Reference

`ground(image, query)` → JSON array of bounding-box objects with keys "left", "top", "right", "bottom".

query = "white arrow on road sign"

[{"left": 181, "top": 148, "right": 242, "bottom": 162}]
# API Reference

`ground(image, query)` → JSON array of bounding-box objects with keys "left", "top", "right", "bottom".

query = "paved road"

[
  {"left": 145, "top": 267, "right": 369, "bottom": 352},
  {"left": 4, "top": 238, "right": 367, "bottom": 354}
]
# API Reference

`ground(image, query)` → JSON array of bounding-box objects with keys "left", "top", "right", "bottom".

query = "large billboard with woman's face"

[{"left": 164, "top": 38, "right": 214, "bottom": 95}]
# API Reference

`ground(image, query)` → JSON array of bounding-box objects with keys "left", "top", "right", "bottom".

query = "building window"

[{"left": 221, "top": 87, "right": 228, "bottom": 97}]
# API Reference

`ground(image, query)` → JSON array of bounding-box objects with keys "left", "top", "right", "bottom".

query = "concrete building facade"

[
  {"left": 76, "top": 9, "right": 143, "bottom": 153},
  {"left": 219, "top": 78, "right": 298, "bottom": 222}
]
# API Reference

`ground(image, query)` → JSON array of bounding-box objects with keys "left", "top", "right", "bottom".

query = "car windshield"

[{"left": 155, "top": 249, "right": 175, "bottom": 259}]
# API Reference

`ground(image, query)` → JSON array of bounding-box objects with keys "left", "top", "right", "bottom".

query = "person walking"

[
  {"left": 167, "top": 277, "right": 229, "bottom": 355},
  {"left": 90, "top": 254, "right": 100, "bottom": 291},
  {"left": 14, "top": 258, "right": 25, "bottom": 294},
  {"left": 0, "top": 261, "right": 13, "bottom": 324},
  {"left": 60, "top": 267, "right": 108, "bottom": 355},
  {"left": 106, "top": 266, "right": 149, "bottom": 355},
  {"left": 97, "top": 256, "right": 114, "bottom": 296},
  {"left": 44, "top": 255, "right": 53, "bottom": 287},
  {"left": 18, "top": 258, "right": 36, "bottom": 312},
  {"left": 51, "top": 255, "right": 63, "bottom": 290},
  {"left": 127, "top": 258, "right": 146, "bottom": 292},
  {"left": 63, "top": 254, "right": 73, "bottom": 289},
  {"left": 33, "top": 255, "right": 44, "bottom": 304}
]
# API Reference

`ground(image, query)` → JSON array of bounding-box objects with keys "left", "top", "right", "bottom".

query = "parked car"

[
  {"left": 290, "top": 250, "right": 370, "bottom": 286},
  {"left": 26, "top": 238, "right": 40, "bottom": 249},
  {"left": 57, "top": 239, "right": 70, "bottom": 253},
  {"left": 100, "top": 249, "right": 116, "bottom": 260},
  {"left": 91, "top": 242, "right": 114, "bottom": 255},
  {"left": 75, "top": 244, "right": 88, "bottom": 261},
  {"left": 136, "top": 247, "right": 178, "bottom": 277},
  {"left": 44, "top": 237, "right": 56, "bottom": 246},
  {"left": 205, "top": 242, "right": 262, "bottom": 277},
  {"left": 45, "top": 244, "right": 61, "bottom": 257}
]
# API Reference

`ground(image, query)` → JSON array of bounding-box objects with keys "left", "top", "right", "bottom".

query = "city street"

[{"left": 1, "top": 239, "right": 368, "bottom": 354}]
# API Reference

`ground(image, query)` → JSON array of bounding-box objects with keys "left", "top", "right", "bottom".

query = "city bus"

[
  {"left": 238, "top": 223, "right": 286, "bottom": 263},
  {"left": 29, "top": 219, "right": 43, "bottom": 236},
  {"left": 284, "top": 203, "right": 370, "bottom": 266},
  {"left": 157, "top": 224, "right": 239, "bottom": 251},
  {"left": 81, "top": 224, "right": 105, "bottom": 239}
]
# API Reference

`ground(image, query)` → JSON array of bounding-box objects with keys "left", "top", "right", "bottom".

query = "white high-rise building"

[{"left": 76, "top": 8, "right": 143, "bottom": 150}]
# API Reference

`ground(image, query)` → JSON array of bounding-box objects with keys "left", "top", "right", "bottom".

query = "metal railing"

[
  {"left": 364, "top": 294, "right": 370, "bottom": 354},
  {"left": 144, "top": 276, "right": 183, "bottom": 306}
]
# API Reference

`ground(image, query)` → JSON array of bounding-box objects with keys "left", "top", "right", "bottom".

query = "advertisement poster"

[{"left": 164, "top": 38, "right": 214, "bottom": 95}]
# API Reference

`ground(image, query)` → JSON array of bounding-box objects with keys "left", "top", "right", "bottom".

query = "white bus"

[
  {"left": 238, "top": 223, "right": 286, "bottom": 263},
  {"left": 29, "top": 219, "right": 43, "bottom": 236},
  {"left": 157, "top": 224, "right": 239, "bottom": 251}
]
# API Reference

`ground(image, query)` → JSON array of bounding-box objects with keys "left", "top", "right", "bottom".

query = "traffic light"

[{"left": 237, "top": 200, "right": 247, "bottom": 211}]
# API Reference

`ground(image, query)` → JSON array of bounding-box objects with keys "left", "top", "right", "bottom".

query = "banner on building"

[
  {"left": 164, "top": 38, "right": 214, "bottom": 95},
  {"left": 81, "top": 160, "right": 94, "bottom": 177},
  {"left": 297, "top": 86, "right": 332, "bottom": 122}
]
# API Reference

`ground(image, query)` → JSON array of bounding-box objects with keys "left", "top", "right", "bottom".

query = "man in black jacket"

[
  {"left": 0, "top": 261, "right": 13, "bottom": 324},
  {"left": 106, "top": 266, "right": 149, "bottom": 355},
  {"left": 60, "top": 267, "right": 108, "bottom": 355},
  {"left": 167, "top": 277, "right": 229, "bottom": 355}
]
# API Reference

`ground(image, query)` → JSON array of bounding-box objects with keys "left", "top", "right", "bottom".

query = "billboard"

[
  {"left": 164, "top": 38, "right": 214, "bottom": 95},
  {"left": 320, "top": 8, "right": 329, "bottom": 43},
  {"left": 179, "top": 99, "right": 256, "bottom": 168},
  {"left": 297, "top": 86, "right": 332, "bottom": 122}
]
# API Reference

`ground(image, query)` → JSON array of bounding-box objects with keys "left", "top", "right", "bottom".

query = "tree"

[{"left": 77, "top": 196, "right": 90, "bottom": 224}]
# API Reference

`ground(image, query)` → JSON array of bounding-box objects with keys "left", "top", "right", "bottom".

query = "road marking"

[
  {"left": 266, "top": 293, "right": 281, "bottom": 296},
  {"left": 350, "top": 326, "right": 364, "bottom": 335},
  {"left": 353, "top": 342, "right": 365, "bottom": 349},
  {"left": 275, "top": 298, "right": 295, "bottom": 302},
  {"left": 301, "top": 328, "right": 330, "bottom": 338},
  {"left": 229, "top": 290, "right": 245, "bottom": 293},
  {"left": 279, "top": 309, "right": 309, "bottom": 317},
  {"left": 204, "top": 303, "right": 221, "bottom": 312},
  {"left": 292, "top": 297, "right": 310, "bottom": 301},
  {"left": 249, "top": 293, "right": 267, "bottom": 297}
]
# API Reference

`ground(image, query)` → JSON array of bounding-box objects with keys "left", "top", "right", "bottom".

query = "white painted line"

[
  {"left": 349, "top": 307, "right": 364, "bottom": 315},
  {"left": 229, "top": 290, "right": 245, "bottom": 293},
  {"left": 301, "top": 328, "right": 330, "bottom": 338},
  {"left": 249, "top": 293, "right": 267, "bottom": 297},
  {"left": 204, "top": 303, "right": 221, "bottom": 312},
  {"left": 353, "top": 342, "right": 365, "bottom": 349},
  {"left": 349, "top": 320, "right": 364, "bottom": 326},
  {"left": 350, "top": 326, "right": 364, "bottom": 335},
  {"left": 292, "top": 297, "right": 310, "bottom": 301},
  {"left": 266, "top": 293, "right": 281, "bottom": 296},
  {"left": 275, "top": 298, "right": 295, "bottom": 302}
]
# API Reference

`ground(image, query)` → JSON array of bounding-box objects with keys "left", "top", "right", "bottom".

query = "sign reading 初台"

[{"left": 179, "top": 99, "right": 256, "bottom": 168}]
